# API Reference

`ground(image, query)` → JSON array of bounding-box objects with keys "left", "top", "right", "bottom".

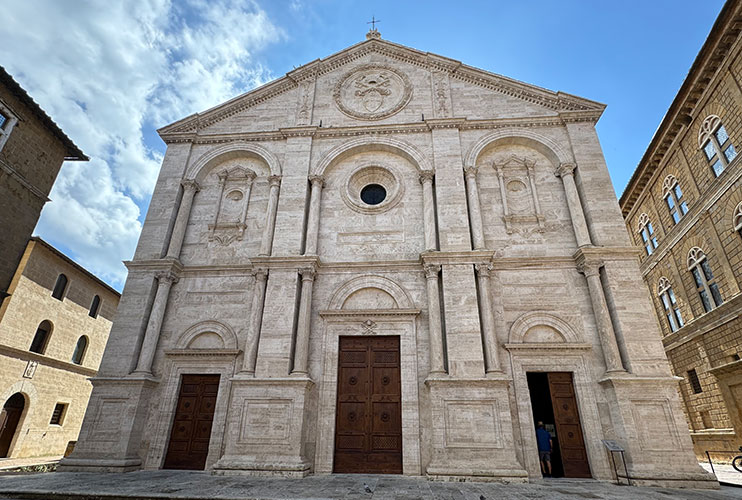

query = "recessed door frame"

[
  {"left": 145, "top": 354, "right": 236, "bottom": 470},
  {"left": 507, "top": 346, "right": 611, "bottom": 481},
  {"left": 315, "top": 309, "right": 421, "bottom": 475}
]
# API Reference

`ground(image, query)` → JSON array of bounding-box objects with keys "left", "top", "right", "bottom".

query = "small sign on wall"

[{"left": 23, "top": 360, "right": 38, "bottom": 379}]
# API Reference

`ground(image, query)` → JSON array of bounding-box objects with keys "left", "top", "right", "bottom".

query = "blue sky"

[{"left": 2, "top": 0, "right": 725, "bottom": 290}]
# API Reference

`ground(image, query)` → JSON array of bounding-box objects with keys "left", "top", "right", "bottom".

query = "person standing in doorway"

[{"left": 536, "top": 421, "right": 552, "bottom": 477}]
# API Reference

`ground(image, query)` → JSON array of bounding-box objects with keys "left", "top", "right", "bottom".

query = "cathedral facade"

[{"left": 61, "top": 31, "right": 714, "bottom": 487}]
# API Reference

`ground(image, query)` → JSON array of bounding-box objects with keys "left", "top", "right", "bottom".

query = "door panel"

[
  {"left": 163, "top": 374, "right": 220, "bottom": 470},
  {"left": 334, "top": 336, "right": 402, "bottom": 474},
  {"left": 547, "top": 372, "right": 591, "bottom": 478}
]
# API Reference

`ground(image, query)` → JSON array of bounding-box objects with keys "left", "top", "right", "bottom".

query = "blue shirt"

[{"left": 536, "top": 428, "right": 551, "bottom": 452}]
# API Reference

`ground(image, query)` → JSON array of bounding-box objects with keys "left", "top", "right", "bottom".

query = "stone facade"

[
  {"left": 0, "top": 238, "right": 119, "bottom": 459},
  {"left": 63, "top": 31, "right": 714, "bottom": 487},
  {"left": 0, "top": 67, "right": 87, "bottom": 306},
  {"left": 620, "top": 0, "right": 742, "bottom": 459}
]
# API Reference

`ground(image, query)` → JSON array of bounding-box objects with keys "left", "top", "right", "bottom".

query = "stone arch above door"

[
  {"left": 175, "top": 320, "right": 239, "bottom": 350},
  {"left": 327, "top": 275, "right": 414, "bottom": 310},
  {"left": 508, "top": 311, "right": 582, "bottom": 344}
]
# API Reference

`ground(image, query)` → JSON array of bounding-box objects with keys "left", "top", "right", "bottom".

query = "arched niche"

[
  {"left": 186, "top": 142, "right": 281, "bottom": 182},
  {"left": 508, "top": 311, "right": 581, "bottom": 344},
  {"left": 313, "top": 136, "right": 432, "bottom": 176},
  {"left": 175, "top": 320, "right": 239, "bottom": 350},
  {"left": 328, "top": 275, "right": 414, "bottom": 310},
  {"left": 465, "top": 128, "right": 572, "bottom": 170}
]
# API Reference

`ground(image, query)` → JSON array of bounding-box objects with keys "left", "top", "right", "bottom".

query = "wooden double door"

[
  {"left": 546, "top": 372, "right": 591, "bottom": 478},
  {"left": 163, "top": 374, "right": 220, "bottom": 470},
  {"left": 334, "top": 336, "right": 403, "bottom": 474}
]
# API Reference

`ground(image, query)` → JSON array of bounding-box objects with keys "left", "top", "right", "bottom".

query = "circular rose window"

[
  {"left": 360, "top": 184, "right": 386, "bottom": 205},
  {"left": 342, "top": 165, "right": 403, "bottom": 214}
]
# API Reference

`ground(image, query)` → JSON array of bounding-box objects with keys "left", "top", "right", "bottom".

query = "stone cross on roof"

[{"left": 366, "top": 16, "right": 381, "bottom": 39}]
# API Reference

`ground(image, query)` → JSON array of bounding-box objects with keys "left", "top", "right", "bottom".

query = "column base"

[
  {"left": 424, "top": 375, "right": 527, "bottom": 483},
  {"left": 57, "top": 375, "right": 159, "bottom": 473},
  {"left": 212, "top": 376, "right": 314, "bottom": 478}
]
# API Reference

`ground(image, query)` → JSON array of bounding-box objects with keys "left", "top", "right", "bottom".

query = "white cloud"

[{"left": 1, "top": 0, "right": 283, "bottom": 289}]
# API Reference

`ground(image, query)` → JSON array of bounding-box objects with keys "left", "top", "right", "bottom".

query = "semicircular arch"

[
  {"left": 0, "top": 380, "right": 37, "bottom": 411},
  {"left": 175, "top": 320, "right": 238, "bottom": 350},
  {"left": 313, "top": 136, "right": 433, "bottom": 176},
  {"left": 508, "top": 311, "right": 581, "bottom": 344},
  {"left": 186, "top": 142, "right": 281, "bottom": 182},
  {"left": 328, "top": 275, "right": 414, "bottom": 310},
  {"left": 465, "top": 128, "right": 573, "bottom": 169}
]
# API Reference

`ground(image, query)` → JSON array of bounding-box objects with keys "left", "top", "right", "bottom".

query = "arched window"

[
  {"left": 71, "top": 336, "right": 88, "bottom": 365},
  {"left": 662, "top": 175, "right": 689, "bottom": 224},
  {"left": 734, "top": 202, "right": 742, "bottom": 239},
  {"left": 687, "top": 247, "right": 723, "bottom": 313},
  {"left": 637, "top": 213, "right": 658, "bottom": 256},
  {"left": 658, "top": 277, "right": 683, "bottom": 333},
  {"left": 88, "top": 295, "right": 101, "bottom": 318},
  {"left": 698, "top": 115, "right": 737, "bottom": 177},
  {"left": 30, "top": 320, "right": 52, "bottom": 354},
  {"left": 51, "top": 274, "right": 68, "bottom": 300}
]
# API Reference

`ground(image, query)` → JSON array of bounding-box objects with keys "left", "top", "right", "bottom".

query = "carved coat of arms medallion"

[{"left": 333, "top": 63, "right": 412, "bottom": 120}]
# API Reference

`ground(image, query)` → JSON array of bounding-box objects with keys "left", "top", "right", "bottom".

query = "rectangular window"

[
  {"left": 704, "top": 141, "right": 716, "bottom": 160},
  {"left": 0, "top": 112, "right": 6, "bottom": 129},
  {"left": 687, "top": 369, "right": 702, "bottom": 394},
  {"left": 50, "top": 403, "right": 68, "bottom": 425}
]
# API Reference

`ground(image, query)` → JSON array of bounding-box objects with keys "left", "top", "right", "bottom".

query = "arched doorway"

[{"left": 0, "top": 393, "right": 26, "bottom": 457}]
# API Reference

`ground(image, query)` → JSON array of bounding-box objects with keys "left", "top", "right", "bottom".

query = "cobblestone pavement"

[{"left": 0, "top": 471, "right": 740, "bottom": 500}]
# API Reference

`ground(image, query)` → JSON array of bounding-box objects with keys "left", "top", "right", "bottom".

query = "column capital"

[
  {"left": 309, "top": 174, "right": 325, "bottom": 187},
  {"left": 474, "top": 262, "right": 493, "bottom": 277},
  {"left": 418, "top": 170, "right": 435, "bottom": 184},
  {"left": 268, "top": 175, "right": 282, "bottom": 187},
  {"left": 155, "top": 270, "right": 179, "bottom": 285},
  {"left": 299, "top": 266, "right": 316, "bottom": 281},
  {"left": 423, "top": 264, "right": 441, "bottom": 279},
  {"left": 463, "top": 166, "right": 478, "bottom": 179},
  {"left": 556, "top": 162, "right": 577, "bottom": 178},
  {"left": 181, "top": 179, "right": 201, "bottom": 192},
  {"left": 252, "top": 268, "right": 269, "bottom": 281},
  {"left": 577, "top": 260, "right": 603, "bottom": 278}
]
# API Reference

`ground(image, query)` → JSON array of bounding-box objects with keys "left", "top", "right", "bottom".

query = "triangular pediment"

[{"left": 158, "top": 35, "right": 605, "bottom": 137}]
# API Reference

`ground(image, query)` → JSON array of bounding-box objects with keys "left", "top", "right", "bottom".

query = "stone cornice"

[
  {"left": 159, "top": 114, "right": 601, "bottom": 145},
  {"left": 164, "top": 349, "right": 240, "bottom": 357},
  {"left": 573, "top": 245, "right": 643, "bottom": 265},
  {"left": 158, "top": 38, "right": 604, "bottom": 137},
  {"left": 420, "top": 250, "right": 493, "bottom": 266},
  {"left": 123, "top": 258, "right": 183, "bottom": 275},
  {"left": 319, "top": 308, "right": 421, "bottom": 318},
  {"left": 504, "top": 342, "right": 592, "bottom": 351},
  {"left": 663, "top": 292, "right": 742, "bottom": 352},
  {"left": 0, "top": 344, "right": 97, "bottom": 377}
]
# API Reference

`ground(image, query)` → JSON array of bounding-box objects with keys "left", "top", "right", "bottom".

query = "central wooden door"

[
  {"left": 0, "top": 393, "right": 25, "bottom": 458},
  {"left": 334, "top": 336, "right": 402, "bottom": 474},
  {"left": 163, "top": 374, "right": 220, "bottom": 470},
  {"left": 548, "top": 372, "right": 591, "bottom": 478}
]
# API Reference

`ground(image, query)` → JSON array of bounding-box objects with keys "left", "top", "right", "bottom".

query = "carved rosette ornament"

[{"left": 333, "top": 64, "right": 412, "bottom": 120}]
